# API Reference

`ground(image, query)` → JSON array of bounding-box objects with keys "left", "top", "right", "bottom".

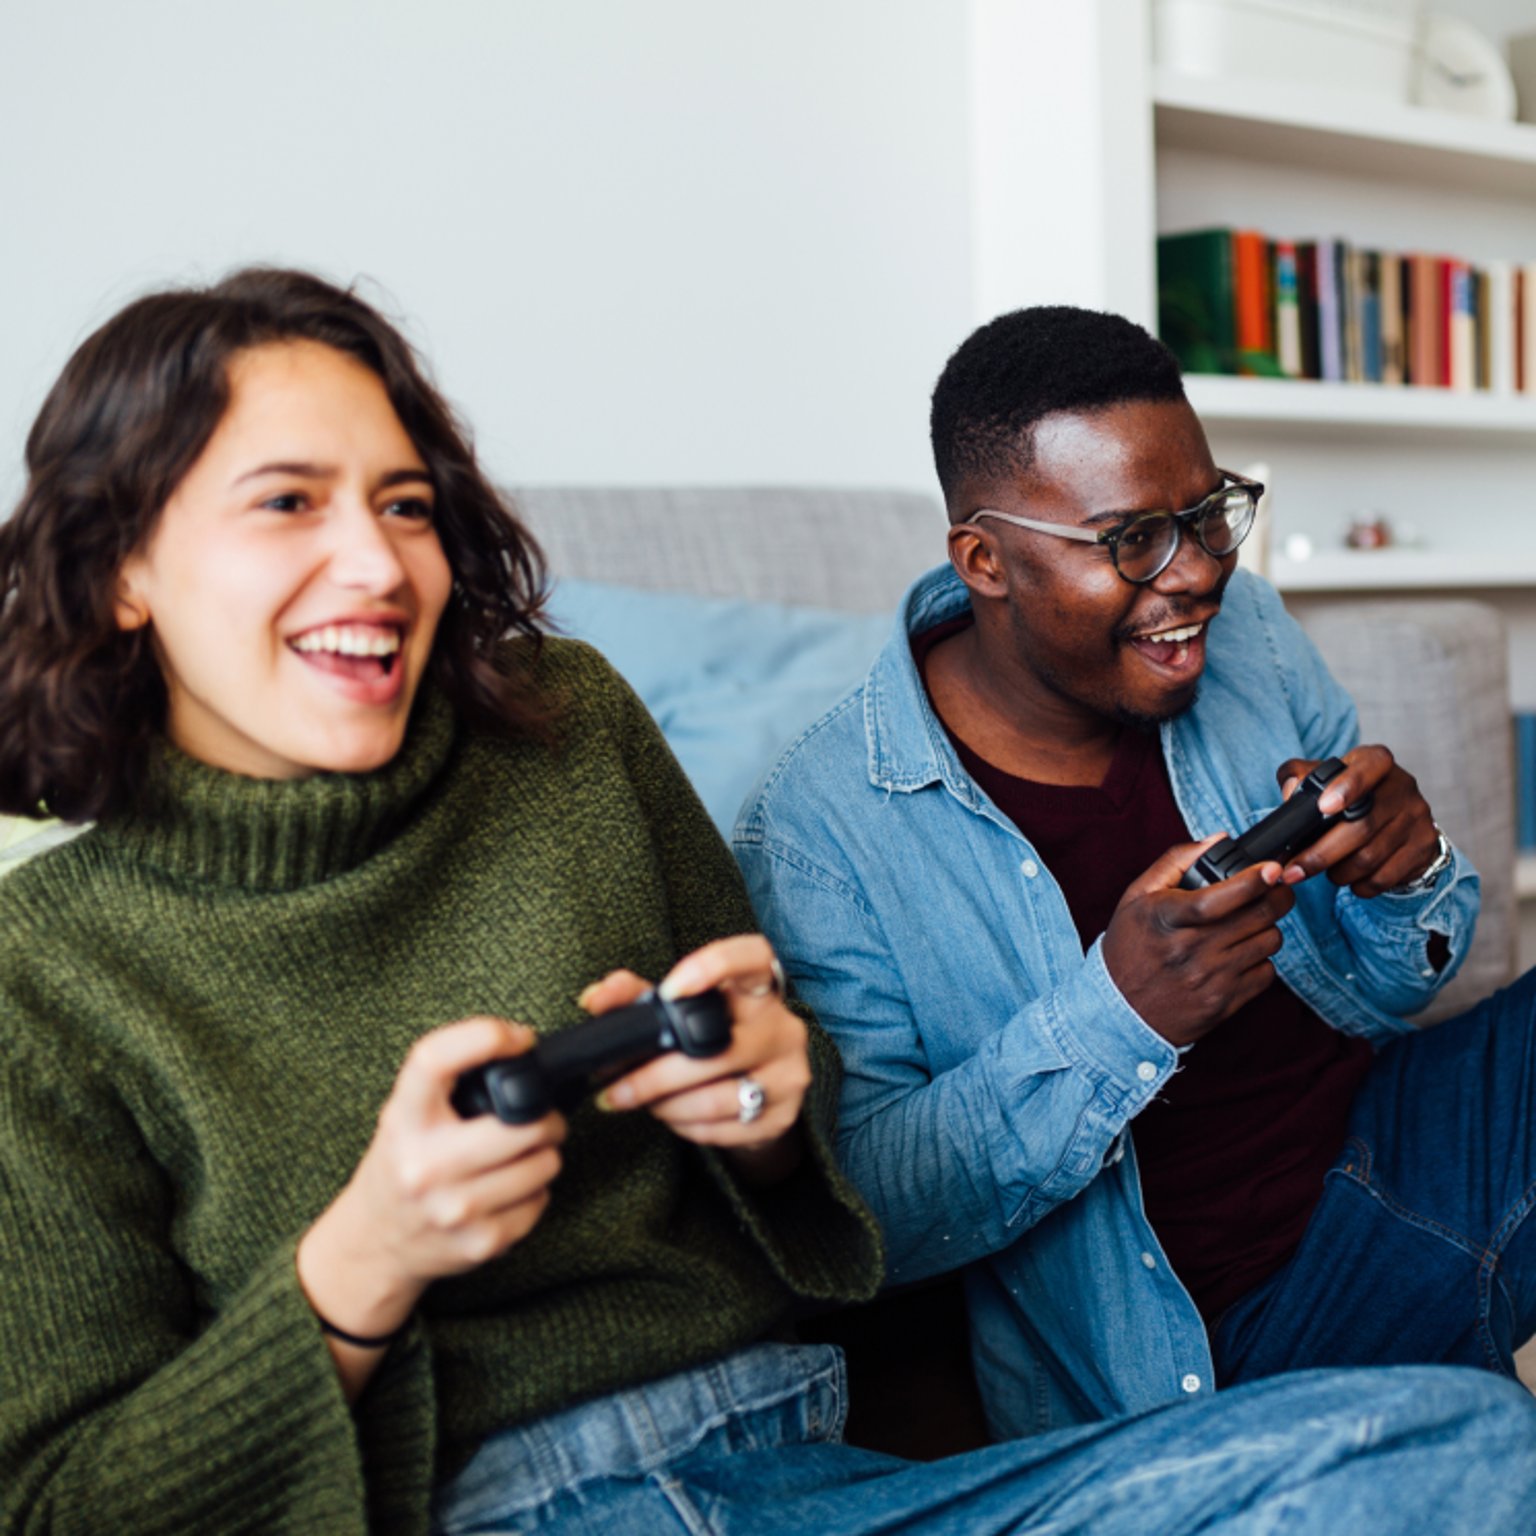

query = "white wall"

[{"left": 1, "top": 0, "right": 977, "bottom": 505}]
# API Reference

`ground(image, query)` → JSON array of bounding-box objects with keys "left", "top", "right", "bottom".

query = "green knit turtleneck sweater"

[{"left": 0, "top": 640, "right": 883, "bottom": 1536}]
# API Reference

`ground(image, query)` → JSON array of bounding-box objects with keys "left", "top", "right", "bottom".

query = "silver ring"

[
  {"left": 742, "top": 954, "right": 787, "bottom": 1000},
  {"left": 736, "top": 1076, "right": 767, "bottom": 1125}
]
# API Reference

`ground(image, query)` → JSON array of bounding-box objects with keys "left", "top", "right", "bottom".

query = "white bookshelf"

[
  {"left": 1185, "top": 375, "right": 1536, "bottom": 434},
  {"left": 971, "top": 0, "right": 1536, "bottom": 946},
  {"left": 1270, "top": 547, "right": 1536, "bottom": 592},
  {"left": 1154, "top": 66, "right": 1536, "bottom": 198},
  {"left": 1142, "top": 18, "right": 1536, "bottom": 592}
]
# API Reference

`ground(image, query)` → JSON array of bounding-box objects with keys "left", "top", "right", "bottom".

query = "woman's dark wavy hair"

[{"left": 0, "top": 267, "right": 551, "bottom": 823}]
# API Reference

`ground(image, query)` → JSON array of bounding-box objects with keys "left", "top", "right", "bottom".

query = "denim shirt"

[{"left": 733, "top": 563, "right": 1478, "bottom": 1439}]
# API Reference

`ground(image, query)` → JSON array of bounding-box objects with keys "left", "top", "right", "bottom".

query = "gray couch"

[
  {"left": 524, "top": 484, "right": 1533, "bottom": 1412},
  {"left": 519, "top": 484, "right": 1516, "bottom": 1023}
]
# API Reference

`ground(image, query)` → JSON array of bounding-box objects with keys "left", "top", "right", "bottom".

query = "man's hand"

[
  {"left": 1273, "top": 746, "right": 1439, "bottom": 897},
  {"left": 1102, "top": 838, "right": 1295, "bottom": 1048}
]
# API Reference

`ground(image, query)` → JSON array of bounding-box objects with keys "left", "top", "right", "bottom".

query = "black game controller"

[
  {"left": 451, "top": 987, "right": 734, "bottom": 1124},
  {"left": 1179, "top": 758, "right": 1373, "bottom": 890}
]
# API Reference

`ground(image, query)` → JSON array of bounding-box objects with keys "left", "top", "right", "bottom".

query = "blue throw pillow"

[{"left": 547, "top": 580, "right": 892, "bottom": 835}]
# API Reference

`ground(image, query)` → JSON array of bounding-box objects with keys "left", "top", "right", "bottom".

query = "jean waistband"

[{"left": 432, "top": 1341, "right": 846, "bottom": 1532}]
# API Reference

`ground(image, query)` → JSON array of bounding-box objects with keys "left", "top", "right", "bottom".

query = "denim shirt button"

[
  {"left": 1019, "top": 858, "right": 1039, "bottom": 878},
  {"left": 1136, "top": 1061, "right": 1157, "bottom": 1083},
  {"left": 1140, "top": 1251, "right": 1156, "bottom": 1270},
  {"left": 1181, "top": 1373, "right": 1202, "bottom": 1394}
]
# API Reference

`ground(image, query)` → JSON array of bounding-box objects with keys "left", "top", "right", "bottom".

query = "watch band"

[{"left": 1387, "top": 827, "right": 1453, "bottom": 895}]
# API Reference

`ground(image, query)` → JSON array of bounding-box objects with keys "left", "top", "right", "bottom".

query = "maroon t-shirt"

[{"left": 914, "top": 618, "right": 1372, "bottom": 1325}]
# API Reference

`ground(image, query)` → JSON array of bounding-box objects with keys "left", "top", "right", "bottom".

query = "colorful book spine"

[
  {"left": 1317, "top": 241, "right": 1343, "bottom": 383},
  {"left": 1296, "top": 241, "right": 1321, "bottom": 380},
  {"left": 1273, "top": 241, "right": 1303, "bottom": 378},
  {"left": 1234, "top": 229, "right": 1272, "bottom": 372},
  {"left": 1379, "top": 252, "right": 1404, "bottom": 386},
  {"left": 1448, "top": 260, "right": 1476, "bottom": 392},
  {"left": 1358, "top": 250, "right": 1383, "bottom": 383},
  {"left": 1156, "top": 228, "right": 1238, "bottom": 376},
  {"left": 1522, "top": 262, "right": 1536, "bottom": 393},
  {"left": 1411, "top": 253, "right": 1441, "bottom": 389}
]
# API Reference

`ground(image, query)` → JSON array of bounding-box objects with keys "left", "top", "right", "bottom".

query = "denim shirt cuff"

[
  {"left": 1042, "top": 938, "right": 1180, "bottom": 1109},
  {"left": 1343, "top": 847, "right": 1476, "bottom": 942}
]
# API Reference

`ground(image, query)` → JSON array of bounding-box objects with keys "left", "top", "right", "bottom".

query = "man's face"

[{"left": 957, "top": 398, "right": 1237, "bottom": 730}]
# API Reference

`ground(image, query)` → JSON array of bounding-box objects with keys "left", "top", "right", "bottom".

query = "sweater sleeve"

[
  {"left": 591, "top": 650, "right": 884, "bottom": 1305},
  {"left": 0, "top": 1037, "right": 436, "bottom": 1536}
]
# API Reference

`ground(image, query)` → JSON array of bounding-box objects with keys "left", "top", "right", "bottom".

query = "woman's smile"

[{"left": 116, "top": 340, "right": 453, "bottom": 779}]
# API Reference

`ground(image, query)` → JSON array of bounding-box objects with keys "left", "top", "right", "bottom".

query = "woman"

[{"left": 0, "top": 268, "right": 1530, "bottom": 1536}]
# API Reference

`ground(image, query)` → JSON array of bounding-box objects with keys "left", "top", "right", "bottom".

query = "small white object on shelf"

[
  {"left": 1509, "top": 32, "right": 1536, "bottom": 127},
  {"left": 1412, "top": 13, "right": 1517, "bottom": 120}
]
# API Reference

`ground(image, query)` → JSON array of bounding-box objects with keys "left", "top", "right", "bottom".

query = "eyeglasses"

[{"left": 967, "top": 469, "right": 1263, "bottom": 585}]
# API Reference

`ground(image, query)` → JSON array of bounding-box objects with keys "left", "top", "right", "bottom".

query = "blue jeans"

[
  {"left": 431, "top": 1341, "right": 1536, "bottom": 1535},
  {"left": 1215, "top": 967, "right": 1536, "bottom": 1384}
]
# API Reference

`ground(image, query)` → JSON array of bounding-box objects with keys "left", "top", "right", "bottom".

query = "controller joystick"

[
  {"left": 1179, "top": 758, "right": 1373, "bottom": 891},
  {"left": 451, "top": 987, "right": 733, "bottom": 1124}
]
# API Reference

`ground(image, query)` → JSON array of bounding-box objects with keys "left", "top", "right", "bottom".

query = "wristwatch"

[{"left": 1388, "top": 826, "right": 1454, "bottom": 895}]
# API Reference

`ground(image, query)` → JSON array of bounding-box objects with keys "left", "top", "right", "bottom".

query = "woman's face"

[{"left": 116, "top": 339, "right": 453, "bottom": 779}]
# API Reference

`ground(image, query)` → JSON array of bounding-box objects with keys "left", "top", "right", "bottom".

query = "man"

[{"left": 734, "top": 305, "right": 1534, "bottom": 1441}]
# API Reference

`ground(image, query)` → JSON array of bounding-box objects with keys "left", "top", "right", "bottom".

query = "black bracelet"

[{"left": 315, "top": 1310, "right": 410, "bottom": 1350}]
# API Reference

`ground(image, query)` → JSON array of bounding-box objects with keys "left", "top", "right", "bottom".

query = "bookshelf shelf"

[
  {"left": 1153, "top": 68, "right": 1536, "bottom": 199},
  {"left": 1270, "top": 547, "right": 1536, "bottom": 594},
  {"left": 1183, "top": 376, "right": 1536, "bottom": 435}
]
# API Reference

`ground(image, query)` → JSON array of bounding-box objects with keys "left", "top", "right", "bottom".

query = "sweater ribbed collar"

[{"left": 99, "top": 690, "right": 459, "bottom": 893}]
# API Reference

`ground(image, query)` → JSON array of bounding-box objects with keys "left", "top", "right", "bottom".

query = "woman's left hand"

[{"left": 583, "top": 935, "right": 809, "bottom": 1179}]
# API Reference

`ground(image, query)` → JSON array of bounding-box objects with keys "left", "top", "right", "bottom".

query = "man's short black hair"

[{"left": 930, "top": 306, "right": 1186, "bottom": 511}]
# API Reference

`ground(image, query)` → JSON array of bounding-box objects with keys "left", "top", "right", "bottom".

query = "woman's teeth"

[{"left": 290, "top": 625, "right": 401, "bottom": 657}]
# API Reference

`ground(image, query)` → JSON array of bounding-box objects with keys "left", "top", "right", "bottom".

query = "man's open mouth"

[{"left": 1127, "top": 621, "right": 1205, "bottom": 669}]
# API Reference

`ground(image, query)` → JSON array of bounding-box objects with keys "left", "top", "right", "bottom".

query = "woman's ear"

[{"left": 114, "top": 560, "right": 150, "bottom": 631}]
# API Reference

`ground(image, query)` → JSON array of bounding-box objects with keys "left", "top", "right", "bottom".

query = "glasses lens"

[
  {"left": 1113, "top": 513, "right": 1178, "bottom": 582},
  {"left": 1195, "top": 488, "right": 1256, "bottom": 556}
]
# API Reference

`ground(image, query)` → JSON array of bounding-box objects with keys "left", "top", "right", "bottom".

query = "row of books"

[{"left": 1157, "top": 227, "right": 1536, "bottom": 391}]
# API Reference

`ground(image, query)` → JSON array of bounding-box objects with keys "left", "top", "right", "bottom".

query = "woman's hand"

[
  {"left": 297, "top": 1017, "right": 565, "bottom": 1397},
  {"left": 585, "top": 935, "right": 810, "bottom": 1183}
]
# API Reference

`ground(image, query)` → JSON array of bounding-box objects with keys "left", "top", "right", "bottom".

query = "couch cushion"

[{"left": 548, "top": 579, "right": 891, "bottom": 834}]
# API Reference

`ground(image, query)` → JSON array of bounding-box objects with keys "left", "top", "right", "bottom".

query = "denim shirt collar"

[{"left": 865, "top": 563, "right": 986, "bottom": 802}]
